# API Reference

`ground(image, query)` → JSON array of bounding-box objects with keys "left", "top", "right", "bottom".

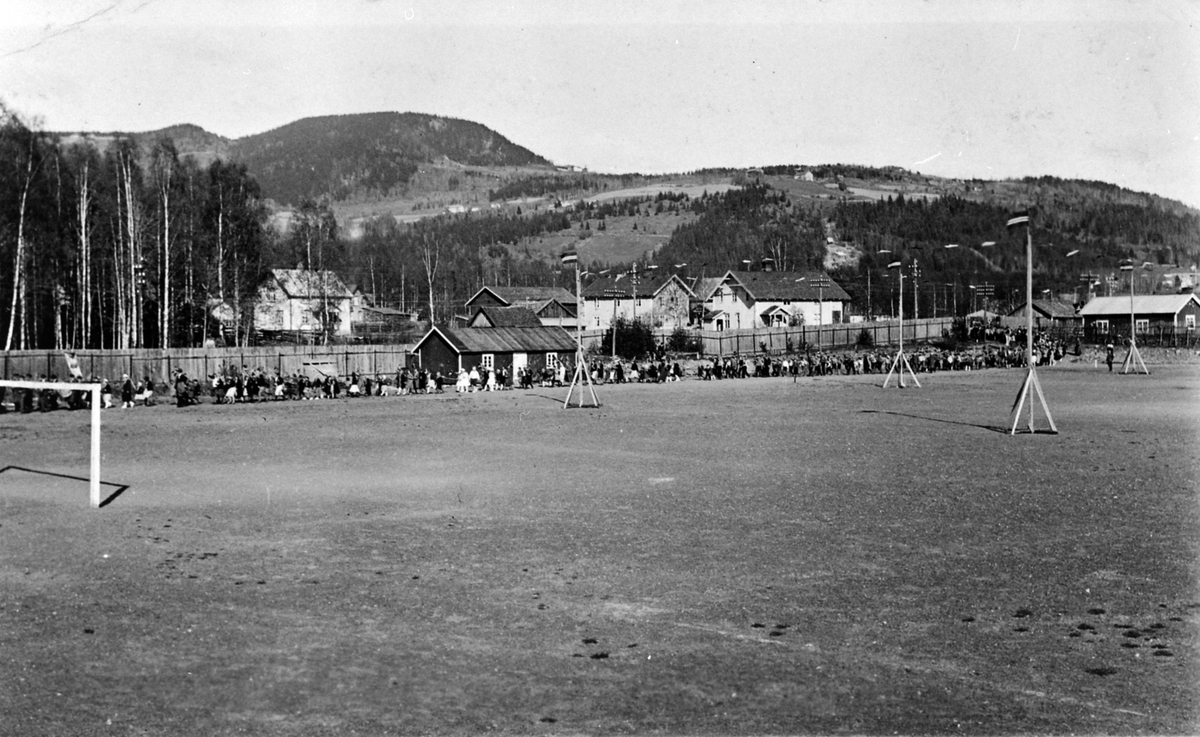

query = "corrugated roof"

[
  {"left": 271, "top": 268, "right": 352, "bottom": 299},
  {"left": 362, "top": 306, "right": 416, "bottom": 317},
  {"left": 725, "top": 270, "right": 852, "bottom": 302},
  {"left": 490, "top": 286, "right": 577, "bottom": 304},
  {"left": 470, "top": 306, "right": 543, "bottom": 327},
  {"left": 417, "top": 326, "right": 577, "bottom": 354},
  {"left": 1078, "top": 294, "right": 1199, "bottom": 317},
  {"left": 1009, "top": 300, "right": 1078, "bottom": 318}
]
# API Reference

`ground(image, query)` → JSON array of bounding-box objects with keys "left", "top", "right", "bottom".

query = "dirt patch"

[{"left": 1, "top": 366, "right": 1198, "bottom": 734}]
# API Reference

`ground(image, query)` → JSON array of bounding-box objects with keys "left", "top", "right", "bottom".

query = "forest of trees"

[
  {"left": 6, "top": 97, "right": 1196, "bottom": 352},
  {"left": 0, "top": 106, "right": 271, "bottom": 351},
  {"left": 655, "top": 185, "right": 828, "bottom": 274}
]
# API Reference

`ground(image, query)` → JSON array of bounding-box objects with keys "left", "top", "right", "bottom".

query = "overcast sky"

[{"left": 3, "top": 0, "right": 1198, "bottom": 206}]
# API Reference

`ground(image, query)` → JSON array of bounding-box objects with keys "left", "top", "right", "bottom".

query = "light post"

[
  {"left": 910, "top": 260, "right": 920, "bottom": 321},
  {"left": 604, "top": 288, "right": 625, "bottom": 359},
  {"left": 882, "top": 257, "right": 920, "bottom": 389},
  {"left": 1119, "top": 259, "right": 1149, "bottom": 374}
]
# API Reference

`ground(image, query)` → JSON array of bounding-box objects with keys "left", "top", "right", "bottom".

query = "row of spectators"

[
  {"left": 2, "top": 337, "right": 1073, "bottom": 412},
  {"left": 0, "top": 373, "right": 154, "bottom": 413}
]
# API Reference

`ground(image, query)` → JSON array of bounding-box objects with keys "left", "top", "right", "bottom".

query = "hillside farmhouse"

[
  {"left": 464, "top": 286, "right": 579, "bottom": 328},
  {"left": 1077, "top": 294, "right": 1200, "bottom": 336},
  {"left": 580, "top": 272, "right": 694, "bottom": 330},
  {"left": 691, "top": 270, "right": 851, "bottom": 331},
  {"left": 412, "top": 325, "right": 577, "bottom": 378},
  {"left": 251, "top": 268, "right": 354, "bottom": 336}
]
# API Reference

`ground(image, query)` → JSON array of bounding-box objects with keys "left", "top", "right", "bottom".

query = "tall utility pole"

[
  {"left": 1119, "top": 259, "right": 1149, "bottom": 374},
  {"left": 1007, "top": 209, "right": 1056, "bottom": 434},
  {"left": 910, "top": 259, "right": 921, "bottom": 321}
]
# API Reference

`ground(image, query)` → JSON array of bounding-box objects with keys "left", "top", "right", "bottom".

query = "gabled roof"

[
  {"left": 469, "top": 306, "right": 543, "bottom": 328},
  {"left": 720, "top": 270, "right": 851, "bottom": 302},
  {"left": 760, "top": 305, "right": 791, "bottom": 318},
  {"left": 466, "top": 285, "right": 577, "bottom": 307},
  {"left": 1010, "top": 299, "right": 1078, "bottom": 319},
  {"left": 270, "top": 268, "right": 353, "bottom": 299},
  {"left": 581, "top": 272, "right": 695, "bottom": 300},
  {"left": 532, "top": 298, "right": 577, "bottom": 318},
  {"left": 1078, "top": 294, "right": 1200, "bottom": 317},
  {"left": 690, "top": 277, "right": 724, "bottom": 301},
  {"left": 414, "top": 325, "right": 577, "bottom": 355}
]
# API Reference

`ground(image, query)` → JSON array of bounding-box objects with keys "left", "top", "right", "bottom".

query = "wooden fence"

[
  {"left": 580, "top": 317, "right": 956, "bottom": 357},
  {"left": 1, "top": 345, "right": 414, "bottom": 385}
]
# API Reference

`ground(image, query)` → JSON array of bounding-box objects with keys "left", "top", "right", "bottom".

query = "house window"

[
  {"left": 480, "top": 354, "right": 494, "bottom": 370},
  {"left": 545, "top": 353, "right": 560, "bottom": 369},
  {"left": 1187, "top": 315, "right": 1196, "bottom": 330},
  {"left": 1135, "top": 319, "right": 1149, "bottom": 333},
  {"left": 1095, "top": 319, "right": 1109, "bottom": 332}
]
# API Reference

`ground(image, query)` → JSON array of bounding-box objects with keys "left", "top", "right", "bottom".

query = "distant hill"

[
  {"left": 227, "top": 112, "right": 551, "bottom": 205},
  {"left": 60, "top": 112, "right": 552, "bottom": 207}
]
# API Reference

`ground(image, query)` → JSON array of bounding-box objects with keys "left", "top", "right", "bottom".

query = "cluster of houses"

[{"left": 222, "top": 263, "right": 1198, "bottom": 374}]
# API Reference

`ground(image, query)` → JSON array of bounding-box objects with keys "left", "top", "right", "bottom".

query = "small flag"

[
  {"left": 1066, "top": 249, "right": 1079, "bottom": 257},
  {"left": 614, "top": 273, "right": 625, "bottom": 282},
  {"left": 944, "top": 244, "right": 959, "bottom": 249},
  {"left": 887, "top": 261, "right": 902, "bottom": 270},
  {"left": 1119, "top": 260, "right": 1134, "bottom": 271},
  {"left": 561, "top": 251, "right": 577, "bottom": 265},
  {"left": 1006, "top": 211, "right": 1030, "bottom": 228},
  {"left": 981, "top": 241, "right": 995, "bottom": 247}
]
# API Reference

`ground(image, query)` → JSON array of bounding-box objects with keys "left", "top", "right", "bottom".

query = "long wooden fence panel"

[{"left": 1, "top": 345, "right": 413, "bottom": 386}]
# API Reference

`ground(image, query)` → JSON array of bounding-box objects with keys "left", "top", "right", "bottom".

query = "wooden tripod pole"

[
  {"left": 564, "top": 260, "right": 599, "bottom": 408},
  {"left": 883, "top": 266, "right": 920, "bottom": 388},
  {"left": 1009, "top": 220, "right": 1057, "bottom": 434}
]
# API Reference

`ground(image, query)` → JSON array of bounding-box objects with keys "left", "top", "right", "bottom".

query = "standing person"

[
  {"left": 1105, "top": 343, "right": 1115, "bottom": 372},
  {"left": 120, "top": 373, "right": 135, "bottom": 409}
]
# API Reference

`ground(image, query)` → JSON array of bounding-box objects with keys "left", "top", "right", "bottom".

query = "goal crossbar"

[{"left": 0, "top": 379, "right": 103, "bottom": 508}]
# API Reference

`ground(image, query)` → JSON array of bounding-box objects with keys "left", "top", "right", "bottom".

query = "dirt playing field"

[{"left": 2, "top": 364, "right": 1198, "bottom": 735}]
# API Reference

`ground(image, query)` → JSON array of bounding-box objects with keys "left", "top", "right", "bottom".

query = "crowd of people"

[
  {"left": 2, "top": 330, "right": 1077, "bottom": 413},
  {"left": 0, "top": 372, "right": 155, "bottom": 413}
]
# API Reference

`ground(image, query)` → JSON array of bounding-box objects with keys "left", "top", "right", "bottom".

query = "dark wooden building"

[
  {"left": 412, "top": 325, "right": 577, "bottom": 379},
  {"left": 463, "top": 286, "right": 578, "bottom": 328}
]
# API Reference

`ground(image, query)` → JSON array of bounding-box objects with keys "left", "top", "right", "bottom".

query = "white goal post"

[{"left": 0, "top": 379, "right": 103, "bottom": 508}]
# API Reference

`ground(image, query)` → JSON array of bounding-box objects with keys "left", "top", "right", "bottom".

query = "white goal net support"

[{"left": 0, "top": 379, "right": 104, "bottom": 508}]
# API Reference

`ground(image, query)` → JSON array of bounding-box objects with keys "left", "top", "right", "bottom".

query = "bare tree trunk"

[
  {"left": 419, "top": 232, "right": 441, "bottom": 326},
  {"left": 157, "top": 154, "right": 174, "bottom": 348},
  {"left": 5, "top": 155, "right": 34, "bottom": 350},
  {"left": 77, "top": 158, "right": 92, "bottom": 348}
]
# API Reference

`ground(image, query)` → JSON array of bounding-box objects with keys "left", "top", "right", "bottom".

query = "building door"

[{"left": 512, "top": 353, "right": 528, "bottom": 374}]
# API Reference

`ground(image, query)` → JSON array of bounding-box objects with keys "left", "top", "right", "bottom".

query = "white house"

[
  {"left": 692, "top": 270, "right": 851, "bottom": 331},
  {"left": 252, "top": 268, "right": 354, "bottom": 336},
  {"left": 580, "top": 272, "right": 694, "bottom": 330}
]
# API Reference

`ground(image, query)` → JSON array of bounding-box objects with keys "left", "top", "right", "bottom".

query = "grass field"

[{"left": 2, "top": 365, "right": 1198, "bottom": 735}]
